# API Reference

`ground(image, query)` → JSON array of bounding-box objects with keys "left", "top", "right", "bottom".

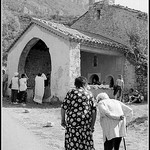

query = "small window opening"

[
  {"left": 97, "top": 10, "right": 101, "bottom": 19},
  {"left": 93, "top": 55, "right": 98, "bottom": 67}
]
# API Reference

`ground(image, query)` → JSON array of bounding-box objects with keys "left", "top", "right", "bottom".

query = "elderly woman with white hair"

[{"left": 96, "top": 92, "right": 133, "bottom": 150}]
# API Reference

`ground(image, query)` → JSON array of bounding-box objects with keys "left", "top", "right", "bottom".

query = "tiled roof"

[
  {"left": 7, "top": 17, "right": 129, "bottom": 53},
  {"left": 32, "top": 17, "right": 128, "bottom": 49}
]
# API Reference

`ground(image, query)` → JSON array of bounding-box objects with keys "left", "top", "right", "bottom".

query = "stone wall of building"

[
  {"left": 71, "top": 3, "right": 147, "bottom": 54},
  {"left": 7, "top": 25, "right": 71, "bottom": 100},
  {"left": 71, "top": 3, "right": 148, "bottom": 96},
  {"left": 80, "top": 51, "right": 123, "bottom": 84},
  {"left": 69, "top": 41, "right": 81, "bottom": 88},
  {"left": 123, "top": 58, "right": 136, "bottom": 90}
]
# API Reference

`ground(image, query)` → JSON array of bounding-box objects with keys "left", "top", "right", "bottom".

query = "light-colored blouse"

[
  {"left": 98, "top": 99, "right": 133, "bottom": 142},
  {"left": 11, "top": 77, "right": 19, "bottom": 90},
  {"left": 19, "top": 78, "right": 27, "bottom": 91},
  {"left": 116, "top": 79, "right": 124, "bottom": 89}
]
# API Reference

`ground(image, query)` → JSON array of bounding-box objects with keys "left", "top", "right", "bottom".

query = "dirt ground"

[{"left": 2, "top": 97, "right": 148, "bottom": 150}]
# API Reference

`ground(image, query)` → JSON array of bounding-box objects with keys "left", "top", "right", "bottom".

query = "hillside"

[{"left": 2, "top": 0, "right": 89, "bottom": 66}]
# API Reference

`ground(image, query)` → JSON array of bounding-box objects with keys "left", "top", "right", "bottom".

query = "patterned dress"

[{"left": 61, "top": 88, "right": 96, "bottom": 150}]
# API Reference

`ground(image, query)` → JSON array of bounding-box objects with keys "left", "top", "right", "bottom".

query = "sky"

[
  {"left": 115, "top": 0, "right": 148, "bottom": 13},
  {"left": 94, "top": 0, "right": 148, "bottom": 13}
]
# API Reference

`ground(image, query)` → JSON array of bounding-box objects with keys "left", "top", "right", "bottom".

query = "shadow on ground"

[{"left": 2, "top": 97, "right": 62, "bottom": 109}]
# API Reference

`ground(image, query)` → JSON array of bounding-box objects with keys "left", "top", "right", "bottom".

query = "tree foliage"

[
  {"left": 2, "top": 0, "right": 88, "bottom": 66},
  {"left": 124, "top": 30, "right": 147, "bottom": 96}
]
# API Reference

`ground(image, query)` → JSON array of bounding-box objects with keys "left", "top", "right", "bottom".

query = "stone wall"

[
  {"left": 81, "top": 51, "right": 123, "bottom": 83},
  {"left": 71, "top": 4, "right": 147, "bottom": 54},
  {"left": 69, "top": 41, "right": 81, "bottom": 88},
  {"left": 71, "top": 3, "right": 148, "bottom": 96},
  {"left": 7, "top": 25, "right": 71, "bottom": 100},
  {"left": 123, "top": 58, "right": 136, "bottom": 90},
  {"left": 24, "top": 47, "right": 51, "bottom": 88}
]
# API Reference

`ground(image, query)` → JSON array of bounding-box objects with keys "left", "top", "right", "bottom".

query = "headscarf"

[{"left": 14, "top": 72, "right": 19, "bottom": 76}]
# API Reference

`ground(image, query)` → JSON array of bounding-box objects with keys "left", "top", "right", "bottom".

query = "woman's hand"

[{"left": 61, "top": 121, "right": 66, "bottom": 128}]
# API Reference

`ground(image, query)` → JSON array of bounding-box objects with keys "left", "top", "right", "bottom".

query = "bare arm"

[
  {"left": 91, "top": 109, "right": 97, "bottom": 131},
  {"left": 61, "top": 108, "right": 66, "bottom": 128}
]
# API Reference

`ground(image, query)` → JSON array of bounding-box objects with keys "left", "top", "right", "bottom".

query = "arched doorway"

[
  {"left": 89, "top": 74, "right": 100, "bottom": 85},
  {"left": 106, "top": 75, "right": 114, "bottom": 88},
  {"left": 18, "top": 38, "right": 51, "bottom": 100}
]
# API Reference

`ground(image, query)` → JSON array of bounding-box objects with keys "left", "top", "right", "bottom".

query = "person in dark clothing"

[
  {"left": 10, "top": 72, "right": 19, "bottom": 104},
  {"left": 128, "top": 88, "right": 144, "bottom": 104},
  {"left": 61, "top": 76, "right": 97, "bottom": 150},
  {"left": 113, "top": 75, "right": 124, "bottom": 101},
  {"left": 3, "top": 69, "right": 8, "bottom": 97}
]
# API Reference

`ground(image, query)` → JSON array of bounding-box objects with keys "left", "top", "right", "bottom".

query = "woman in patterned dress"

[{"left": 61, "top": 76, "right": 97, "bottom": 150}]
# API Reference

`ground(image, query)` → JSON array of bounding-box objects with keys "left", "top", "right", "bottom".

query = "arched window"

[
  {"left": 97, "top": 10, "right": 101, "bottom": 19},
  {"left": 106, "top": 75, "right": 114, "bottom": 88},
  {"left": 93, "top": 55, "right": 98, "bottom": 67},
  {"left": 90, "top": 74, "right": 100, "bottom": 85}
]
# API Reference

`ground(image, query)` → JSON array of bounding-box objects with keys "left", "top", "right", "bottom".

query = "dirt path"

[
  {"left": 2, "top": 108, "right": 50, "bottom": 150},
  {"left": 2, "top": 98, "right": 148, "bottom": 150}
]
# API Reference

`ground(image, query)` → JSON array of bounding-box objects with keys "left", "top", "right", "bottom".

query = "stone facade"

[
  {"left": 81, "top": 51, "right": 124, "bottom": 84},
  {"left": 71, "top": 1, "right": 148, "bottom": 93},
  {"left": 71, "top": 3, "right": 147, "bottom": 52},
  {"left": 7, "top": 24, "right": 71, "bottom": 100},
  {"left": 69, "top": 42, "right": 81, "bottom": 88},
  {"left": 7, "top": 15, "right": 143, "bottom": 101},
  {"left": 123, "top": 59, "right": 136, "bottom": 90}
]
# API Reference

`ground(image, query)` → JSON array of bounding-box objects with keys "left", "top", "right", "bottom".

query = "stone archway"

[
  {"left": 89, "top": 74, "right": 100, "bottom": 84},
  {"left": 18, "top": 38, "right": 52, "bottom": 100},
  {"left": 106, "top": 75, "right": 114, "bottom": 88},
  {"left": 18, "top": 38, "right": 40, "bottom": 76}
]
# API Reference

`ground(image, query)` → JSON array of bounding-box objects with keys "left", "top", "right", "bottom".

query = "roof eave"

[{"left": 32, "top": 18, "right": 69, "bottom": 41}]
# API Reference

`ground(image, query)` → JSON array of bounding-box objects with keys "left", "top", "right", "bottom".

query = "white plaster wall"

[
  {"left": 7, "top": 24, "right": 70, "bottom": 100},
  {"left": 69, "top": 42, "right": 81, "bottom": 88}
]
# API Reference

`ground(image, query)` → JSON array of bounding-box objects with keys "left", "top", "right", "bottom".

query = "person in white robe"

[{"left": 33, "top": 73, "right": 47, "bottom": 104}]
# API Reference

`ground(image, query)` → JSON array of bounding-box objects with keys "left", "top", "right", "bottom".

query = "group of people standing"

[
  {"left": 9, "top": 72, "right": 50, "bottom": 105},
  {"left": 6, "top": 72, "right": 136, "bottom": 149},
  {"left": 9, "top": 72, "right": 28, "bottom": 105},
  {"left": 61, "top": 76, "right": 133, "bottom": 150}
]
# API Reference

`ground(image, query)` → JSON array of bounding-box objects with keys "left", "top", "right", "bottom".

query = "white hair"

[
  {"left": 96, "top": 93, "right": 109, "bottom": 102},
  {"left": 14, "top": 72, "right": 19, "bottom": 76}
]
